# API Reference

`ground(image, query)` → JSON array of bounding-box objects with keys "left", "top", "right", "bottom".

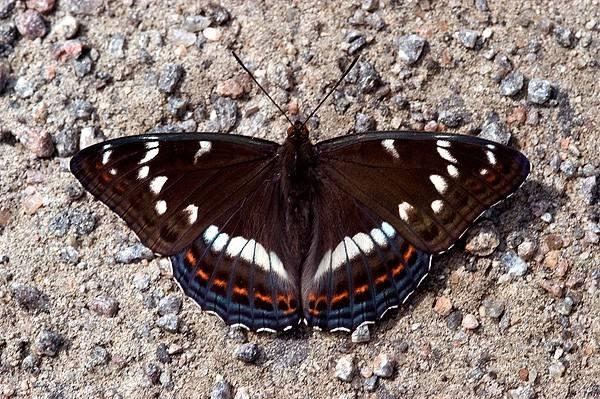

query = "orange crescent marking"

[
  {"left": 196, "top": 268, "right": 209, "bottom": 281},
  {"left": 392, "top": 262, "right": 405, "bottom": 277},
  {"left": 185, "top": 249, "right": 198, "bottom": 266},
  {"left": 233, "top": 286, "right": 248, "bottom": 296},
  {"left": 331, "top": 291, "right": 348, "bottom": 304},
  {"left": 375, "top": 274, "right": 388, "bottom": 284},
  {"left": 355, "top": 284, "right": 369, "bottom": 295},
  {"left": 255, "top": 291, "right": 272, "bottom": 304},
  {"left": 213, "top": 278, "right": 226, "bottom": 288},
  {"left": 403, "top": 245, "right": 416, "bottom": 263}
]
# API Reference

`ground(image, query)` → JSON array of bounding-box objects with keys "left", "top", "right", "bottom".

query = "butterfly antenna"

[
  {"left": 232, "top": 51, "right": 294, "bottom": 128},
  {"left": 301, "top": 56, "right": 359, "bottom": 129}
]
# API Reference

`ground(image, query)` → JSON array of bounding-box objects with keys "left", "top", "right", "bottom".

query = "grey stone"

[
  {"left": 73, "top": 56, "right": 93, "bottom": 78},
  {"left": 482, "top": 298, "right": 505, "bottom": 319},
  {"left": 355, "top": 113, "right": 375, "bottom": 133},
  {"left": 132, "top": 272, "right": 151, "bottom": 291},
  {"left": 49, "top": 208, "right": 97, "bottom": 237},
  {"left": 58, "top": 246, "right": 79, "bottom": 264},
  {"left": 509, "top": 386, "right": 536, "bottom": 399},
  {"left": 364, "top": 375, "right": 379, "bottom": 392},
  {"left": 580, "top": 176, "right": 598, "bottom": 205},
  {"left": 157, "top": 314, "right": 179, "bottom": 333},
  {"left": 156, "top": 343, "right": 171, "bottom": 364},
  {"left": 15, "top": 10, "right": 47, "bottom": 39},
  {"left": 65, "top": 0, "right": 103, "bottom": 15},
  {"left": 33, "top": 329, "right": 63, "bottom": 357},
  {"left": 211, "top": 376, "right": 233, "bottom": 399},
  {"left": 528, "top": 78, "right": 553, "bottom": 104},
  {"left": 335, "top": 354, "right": 355, "bottom": 382},
  {"left": 183, "top": 15, "right": 211, "bottom": 32},
  {"left": 517, "top": 240, "right": 537, "bottom": 261},
  {"left": 54, "top": 15, "right": 79, "bottom": 39},
  {"left": 348, "top": 34, "right": 367, "bottom": 55},
  {"left": 89, "top": 346, "right": 109, "bottom": 367},
  {"left": 500, "top": 71, "right": 524, "bottom": 97},
  {"left": 475, "top": 0, "right": 489, "bottom": 11},
  {"left": 553, "top": 26, "right": 574, "bottom": 48},
  {"left": 351, "top": 323, "right": 371, "bottom": 343},
  {"left": 268, "top": 63, "right": 293, "bottom": 90},
  {"left": 457, "top": 29, "right": 479, "bottom": 49},
  {"left": 53, "top": 129, "right": 80, "bottom": 157},
  {"left": 145, "top": 363, "right": 161, "bottom": 385},
  {"left": 15, "top": 77, "right": 35, "bottom": 98},
  {"left": 107, "top": 34, "right": 125, "bottom": 58},
  {"left": 0, "top": 0, "right": 16, "bottom": 18},
  {"left": 361, "top": 0, "right": 379, "bottom": 11},
  {"left": 70, "top": 99, "right": 94, "bottom": 120},
  {"left": 0, "top": 62, "right": 8, "bottom": 93},
  {"left": 397, "top": 34, "right": 426, "bottom": 65},
  {"left": 479, "top": 119, "right": 511, "bottom": 145},
  {"left": 10, "top": 283, "right": 47, "bottom": 311},
  {"left": 447, "top": 310, "right": 463, "bottom": 330},
  {"left": 556, "top": 297, "right": 574, "bottom": 316},
  {"left": 209, "top": 5, "right": 230, "bottom": 26},
  {"left": 234, "top": 343, "right": 260, "bottom": 363},
  {"left": 167, "top": 96, "right": 188, "bottom": 119},
  {"left": 158, "top": 63, "right": 184, "bottom": 94},
  {"left": 212, "top": 96, "right": 238, "bottom": 132},
  {"left": 501, "top": 251, "right": 528, "bottom": 277},
  {"left": 548, "top": 362, "right": 566, "bottom": 378},
  {"left": 157, "top": 295, "right": 182, "bottom": 316},
  {"left": 115, "top": 244, "right": 154, "bottom": 264},
  {"left": 373, "top": 353, "right": 395, "bottom": 378}
]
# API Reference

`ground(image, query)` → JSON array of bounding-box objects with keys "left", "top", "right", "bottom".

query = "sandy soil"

[{"left": 0, "top": 0, "right": 598, "bottom": 398}]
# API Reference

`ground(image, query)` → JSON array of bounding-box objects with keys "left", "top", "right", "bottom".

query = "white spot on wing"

[
  {"left": 431, "top": 199, "right": 444, "bottom": 214},
  {"left": 149, "top": 176, "right": 168, "bottom": 194},
  {"left": 109, "top": 168, "right": 117, "bottom": 175},
  {"left": 203, "top": 225, "right": 219, "bottom": 242},
  {"left": 398, "top": 201, "right": 413, "bottom": 222},
  {"left": 194, "top": 141, "right": 212, "bottom": 163},
  {"left": 370, "top": 228, "right": 387, "bottom": 246},
  {"left": 437, "top": 147, "right": 457, "bottom": 163},
  {"left": 344, "top": 237, "right": 361, "bottom": 261},
  {"left": 137, "top": 166, "right": 149, "bottom": 179},
  {"left": 430, "top": 174, "right": 448, "bottom": 194},
  {"left": 480, "top": 168, "right": 489, "bottom": 176},
  {"left": 447, "top": 164, "right": 459, "bottom": 178},
  {"left": 437, "top": 140, "right": 451, "bottom": 148},
  {"left": 183, "top": 204, "right": 198, "bottom": 224},
  {"left": 139, "top": 148, "right": 159, "bottom": 164},
  {"left": 381, "top": 222, "right": 395, "bottom": 237},
  {"left": 155, "top": 200, "right": 167, "bottom": 215},
  {"left": 268, "top": 251, "right": 288, "bottom": 280},
  {"left": 486, "top": 143, "right": 496, "bottom": 150},
  {"left": 101, "top": 150, "right": 112, "bottom": 165},
  {"left": 352, "top": 232, "right": 374, "bottom": 255},
  {"left": 212, "top": 233, "right": 229, "bottom": 252},
  {"left": 145, "top": 142, "right": 159, "bottom": 149},
  {"left": 486, "top": 150, "right": 497, "bottom": 165},
  {"left": 226, "top": 236, "right": 248, "bottom": 257},
  {"left": 382, "top": 139, "right": 399, "bottom": 159}
]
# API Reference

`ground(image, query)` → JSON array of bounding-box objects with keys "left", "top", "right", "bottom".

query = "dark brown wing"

[{"left": 316, "top": 131, "right": 530, "bottom": 254}]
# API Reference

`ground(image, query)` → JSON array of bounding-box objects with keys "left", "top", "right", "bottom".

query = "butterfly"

[{"left": 70, "top": 55, "right": 530, "bottom": 333}]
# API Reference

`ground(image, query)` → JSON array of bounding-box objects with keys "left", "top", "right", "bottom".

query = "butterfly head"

[{"left": 287, "top": 120, "right": 310, "bottom": 142}]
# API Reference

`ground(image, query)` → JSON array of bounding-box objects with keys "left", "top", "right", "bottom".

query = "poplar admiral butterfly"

[{"left": 70, "top": 54, "right": 530, "bottom": 333}]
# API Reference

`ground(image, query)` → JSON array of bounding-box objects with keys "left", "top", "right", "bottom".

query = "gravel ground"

[{"left": 0, "top": 0, "right": 599, "bottom": 398}]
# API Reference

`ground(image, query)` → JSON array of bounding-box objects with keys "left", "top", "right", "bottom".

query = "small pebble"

[
  {"left": 501, "top": 251, "right": 528, "bottom": 277},
  {"left": 22, "top": 191, "right": 44, "bottom": 214},
  {"left": 58, "top": 245, "right": 79, "bottom": 264},
  {"left": 397, "top": 34, "right": 426, "bottom": 65},
  {"left": 539, "top": 280, "right": 563, "bottom": 298},
  {"left": 167, "top": 96, "right": 188, "bottom": 118},
  {"left": 52, "top": 39, "right": 83, "bottom": 62},
  {"left": 234, "top": 343, "right": 260, "bottom": 363},
  {"left": 211, "top": 376, "right": 233, "bottom": 399},
  {"left": 553, "top": 26, "right": 574, "bottom": 48},
  {"left": 89, "top": 295, "right": 119, "bottom": 317},
  {"left": 465, "top": 222, "right": 500, "bottom": 256},
  {"left": 53, "top": 128, "right": 79, "bottom": 157},
  {"left": 447, "top": 310, "right": 463, "bottom": 330},
  {"left": 580, "top": 176, "right": 598, "bottom": 205},
  {"left": 203, "top": 27, "right": 222, "bottom": 41},
  {"left": 479, "top": 119, "right": 511, "bottom": 145},
  {"left": 351, "top": 323, "right": 371, "bottom": 343},
  {"left": 17, "top": 127, "right": 55, "bottom": 158},
  {"left": 556, "top": 296, "right": 574, "bottom": 316},
  {"left": 335, "top": 354, "right": 355, "bottom": 382},
  {"left": 15, "top": 76, "right": 35, "bottom": 98},
  {"left": 168, "top": 28, "right": 196, "bottom": 47},
  {"left": 107, "top": 34, "right": 125, "bottom": 58},
  {"left": 517, "top": 240, "right": 537, "bottom": 261},
  {"left": 156, "top": 314, "right": 179, "bottom": 333},
  {"left": 156, "top": 343, "right": 171, "bottom": 364},
  {"left": 540, "top": 212, "right": 553, "bottom": 223},
  {"left": 26, "top": 0, "right": 55, "bottom": 14},
  {"left": 157, "top": 295, "right": 182, "bottom": 316},
  {"left": 209, "top": 5, "right": 230, "bottom": 25},
  {"left": 346, "top": 31, "right": 367, "bottom": 55},
  {"left": 33, "top": 329, "right": 63, "bottom": 357},
  {"left": 500, "top": 71, "right": 524, "bottom": 97},
  {"left": 132, "top": 272, "right": 151, "bottom": 291},
  {"left": 361, "top": 0, "right": 378, "bottom": 11},
  {"left": 71, "top": 99, "right": 94, "bottom": 120},
  {"left": 482, "top": 298, "right": 505, "bottom": 319},
  {"left": 509, "top": 386, "right": 536, "bottom": 399},
  {"left": 10, "top": 283, "right": 46, "bottom": 311},
  {"left": 372, "top": 353, "right": 395, "bottom": 378},
  {"left": 79, "top": 126, "right": 103, "bottom": 149},
  {"left": 475, "top": 0, "right": 489, "bottom": 11},
  {"left": 462, "top": 314, "right": 479, "bottom": 330},
  {"left": 457, "top": 29, "right": 479, "bottom": 49},
  {"left": 354, "top": 113, "right": 375, "bottom": 133},
  {"left": 15, "top": 10, "right": 47, "bottom": 39},
  {"left": 212, "top": 96, "right": 238, "bottom": 132},
  {"left": 216, "top": 75, "right": 251, "bottom": 99},
  {"left": 53, "top": 15, "right": 79, "bottom": 39},
  {"left": 145, "top": 363, "right": 161, "bottom": 385},
  {"left": 364, "top": 375, "right": 378, "bottom": 392},
  {"left": 88, "top": 345, "right": 109, "bottom": 367},
  {"left": 433, "top": 295, "right": 453, "bottom": 316},
  {"left": 183, "top": 15, "right": 211, "bottom": 32},
  {"left": 548, "top": 362, "right": 566, "bottom": 378},
  {"left": 528, "top": 78, "right": 553, "bottom": 104},
  {"left": 157, "top": 63, "right": 184, "bottom": 94},
  {"left": 115, "top": 244, "right": 154, "bottom": 263}
]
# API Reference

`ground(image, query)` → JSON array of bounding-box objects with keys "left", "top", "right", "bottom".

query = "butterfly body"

[{"left": 71, "top": 127, "right": 529, "bottom": 332}]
